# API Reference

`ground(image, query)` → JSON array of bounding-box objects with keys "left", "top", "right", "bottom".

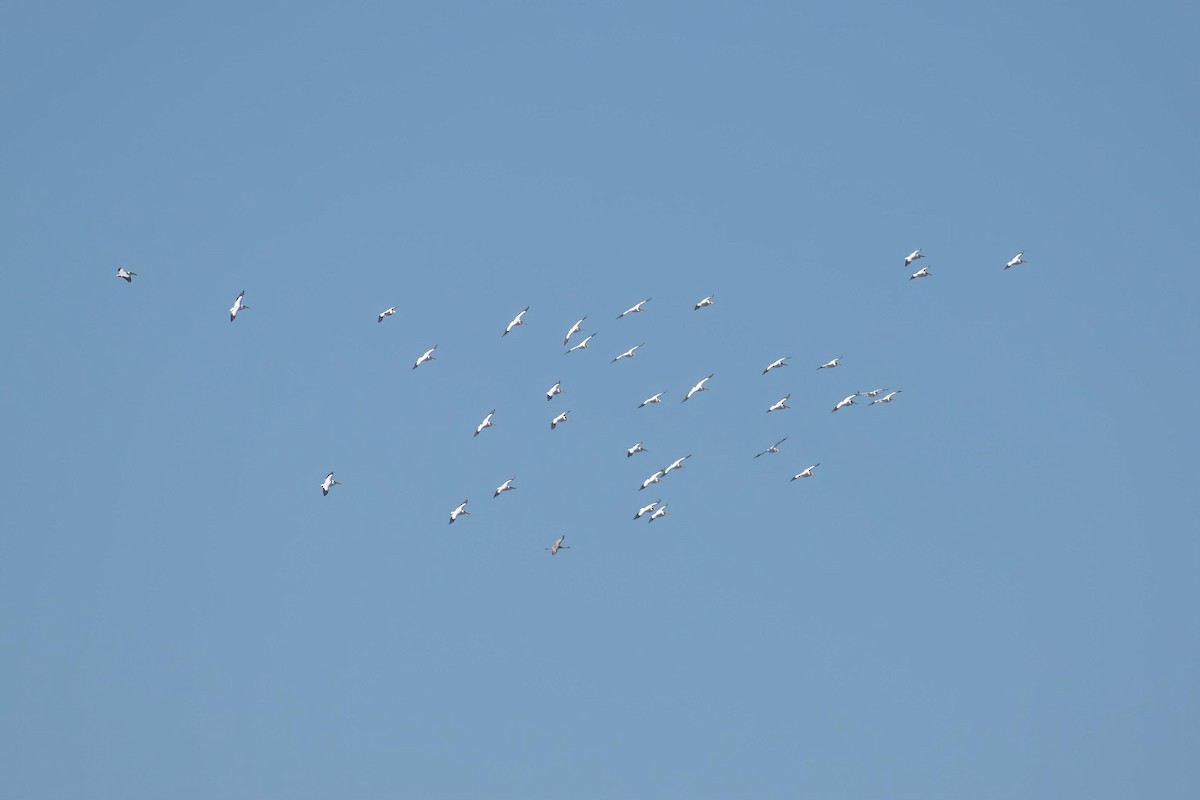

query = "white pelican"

[
  {"left": 474, "top": 409, "right": 496, "bottom": 437},
  {"left": 611, "top": 343, "right": 645, "bottom": 363},
  {"left": 229, "top": 291, "right": 250, "bottom": 322},
  {"left": 683, "top": 374, "right": 714, "bottom": 402},
  {"left": 546, "top": 380, "right": 562, "bottom": 401},
  {"left": 904, "top": 249, "right": 925, "bottom": 267},
  {"left": 503, "top": 306, "right": 530, "bottom": 336},
  {"left": 861, "top": 388, "right": 886, "bottom": 398},
  {"left": 377, "top": 306, "right": 397, "bottom": 323},
  {"left": 767, "top": 394, "right": 791, "bottom": 413},
  {"left": 664, "top": 454, "right": 692, "bottom": 475},
  {"left": 115, "top": 267, "right": 137, "bottom": 283},
  {"left": 551, "top": 410, "right": 570, "bottom": 430},
  {"left": 694, "top": 295, "right": 714, "bottom": 310},
  {"left": 546, "top": 534, "right": 570, "bottom": 555},
  {"left": 565, "top": 332, "right": 596, "bottom": 354},
  {"left": 617, "top": 298, "right": 652, "bottom": 318},
  {"left": 564, "top": 316, "right": 586, "bottom": 346},
  {"left": 754, "top": 436, "right": 788, "bottom": 458},
  {"left": 640, "top": 468, "right": 666, "bottom": 490},
  {"left": 320, "top": 471, "right": 341, "bottom": 496},
  {"left": 648, "top": 504, "right": 669, "bottom": 522},
  {"left": 638, "top": 391, "right": 666, "bottom": 408},
  {"left": 1004, "top": 251, "right": 1027, "bottom": 270},
  {"left": 790, "top": 464, "right": 820, "bottom": 480},
  {"left": 817, "top": 356, "right": 842, "bottom": 370},
  {"left": 413, "top": 345, "right": 437, "bottom": 369},
  {"left": 626, "top": 441, "right": 648, "bottom": 458},
  {"left": 762, "top": 357, "right": 789, "bottom": 375},
  {"left": 634, "top": 500, "right": 660, "bottom": 520},
  {"left": 832, "top": 393, "right": 858, "bottom": 412},
  {"left": 494, "top": 477, "right": 516, "bottom": 498},
  {"left": 449, "top": 499, "right": 470, "bottom": 524},
  {"left": 909, "top": 266, "right": 931, "bottom": 280},
  {"left": 870, "top": 390, "right": 902, "bottom": 404}
]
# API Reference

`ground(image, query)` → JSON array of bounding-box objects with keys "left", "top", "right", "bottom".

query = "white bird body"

[
  {"left": 449, "top": 499, "right": 470, "bottom": 524},
  {"left": 694, "top": 295, "right": 714, "bottom": 310},
  {"left": 546, "top": 534, "right": 570, "bottom": 555},
  {"left": 494, "top": 477, "right": 516, "bottom": 498},
  {"left": 320, "top": 471, "right": 341, "bottom": 496},
  {"left": 871, "top": 390, "right": 902, "bottom": 404},
  {"left": 762, "top": 357, "right": 789, "bottom": 374},
  {"left": 833, "top": 393, "right": 858, "bottom": 412},
  {"left": 767, "top": 394, "right": 791, "bottom": 413},
  {"left": 229, "top": 291, "right": 249, "bottom": 322},
  {"left": 475, "top": 409, "right": 496, "bottom": 437},
  {"left": 551, "top": 410, "right": 570, "bottom": 430},
  {"left": 564, "top": 316, "right": 586, "bottom": 345},
  {"left": 634, "top": 500, "right": 660, "bottom": 520},
  {"left": 546, "top": 381, "right": 562, "bottom": 401},
  {"left": 565, "top": 333, "right": 596, "bottom": 354},
  {"left": 683, "top": 374, "right": 714, "bottom": 402},
  {"left": 115, "top": 267, "right": 137, "bottom": 283},
  {"left": 617, "top": 298, "right": 652, "bottom": 318},
  {"left": 627, "top": 441, "right": 648, "bottom": 458},
  {"left": 1004, "top": 251, "right": 1027, "bottom": 270},
  {"left": 664, "top": 454, "right": 692, "bottom": 475},
  {"left": 904, "top": 249, "right": 925, "bottom": 267},
  {"left": 648, "top": 504, "right": 669, "bottom": 522},
  {"left": 754, "top": 437, "right": 788, "bottom": 458},
  {"left": 377, "top": 306, "right": 397, "bottom": 323},
  {"left": 790, "top": 464, "right": 820, "bottom": 480},
  {"left": 640, "top": 468, "right": 666, "bottom": 490},
  {"left": 638, "top": 391, "right": 666, "bottom": 408},
  {"left": 611, "top": 343, "right": 645, "bottom": 363},
  {"left": 503, "top": 306, "right": 530, "bottom": 336},
  {"left": 413, "top": 345, "right": 437, "bottom": 369},
  {"left": 909, "top": 266, "right": 931, "bottom": 280},
  {"left": 818, "top": 357, "right": 842, "bottom": 370}
]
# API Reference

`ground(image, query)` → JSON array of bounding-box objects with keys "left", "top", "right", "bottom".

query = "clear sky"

[{"left": 2, "top": 1, "right": 1198, "bottom": 797}]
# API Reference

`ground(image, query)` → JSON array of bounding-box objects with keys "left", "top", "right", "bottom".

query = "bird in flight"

[
  {"left": 546, "top": 534, "right": 570, "bottom": 555},
  {"left": 648, "top": 504, "right": 669, "bottom": 522},
  {"left": 229, "top": 291, "right": 250, "bottom": 322},
  {"left": 664, "top": 454, "right": 692, "bottom": 475},
  {"left": 413, "top": 345, "right": 437, "bottom": 369},
  {"left": 634, "top": 500, "right": 660, "bottom": 520},
  {"left": 627, "top": 441, "right": 648, "bottom": 458},
  {"left": 503, "top": 306, "right": 530, "bottom": 336},
  {"left": 754, "top": 437, "right": 788, "bottom": 458},
  {"left": 551, "top": 410, "right": 570, "bottom": 430},
  {"left": 683, "top": 374, "right": 715, "bottom": 402},
  {"left": 694, "top": 295, "right": 714, "bottom": 310},
  {"left": 790, "top": 464, "right": 820, "bottom": 481},
  {"left": 638, "top": 391, "right": 666, "bottom": 408},
  {"left": 762, "top": 357, "right": 789, "bottom": 375},
  {"left": 563, "top": 316, "right": 586, "bottom": 346},
  {"left": 611, "top": 343, "right": 645, "bottom": 363},
  {"left": 377, "top": 306, "right": 397, "bottom": 323},
  {"left": 565, "top": 332, "right": 596, "bottom": 354},
  {"left": 817, "top": 357, "right": 842, "bottom": 370},
  {"left": 617, "top": 298, "right": 652, "bottom": 318},
  {"left": 320, "top": 471, "right": 341, "bottom": 496},
  {"left": 546, "top": 380, "right": 563, "bottom": 401},
  {"left": 767, "top": 394, "right": 791, "bottom": 413},
  {"left": 115, "top": 267, "right": 137, "bottom": 283},
  {"left": 904, "top": 249, "right": 925, "bottom": 267},
  {"left": 870, "top": 390, "right": 902, "bottom": 405},
  {"left": 494, "top": 477, "right": 516, "bottom": 498},
  {"left": 909, "top": 266, "right": 931, "bottom": 280},
  {"left": 474, "top": 409, "right": 496, "bottom": 437},
  {"left": 861, "top": 388, "right": 886, "bottom": 398},
  {"left": 449, "top": 499, "right": 470, "bottom": 524},
  {"left": 832, "top": 393, "right": 858, "bottom": 412},
  {"left": 1004, "top": 251, "right": 1027, "bottom": 270},
  {"left": 640, "top": 468, "right": 666, "bottom": 490}
]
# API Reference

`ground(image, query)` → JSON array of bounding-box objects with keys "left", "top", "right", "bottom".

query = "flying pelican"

[
  {"left": 611, "top": 343, "right": 645, "bottom": 363},
  {"left": 817, "top": 357, "right": 842, "bottom": 370},
  {"left": 377, "top": 306, "right": 397, "bottom": 323},
  {"left": 861, "top": 388, "right": 886, "bottom": 398},
  {"left": 762, "top": 357, "right": 789, "bottom": 375},
  {"left": 767, "top": 394, "right": 791, "bottom": 413},
  {"left": 909, "top": 266, "right": 931, "bottom": 280},
  {"left": 664, "top": 454, "right": 692, "bottom": 475},
  {"left": 648, "top": 504, "right": 669, "bottom": 522},
  {"left": 413, "top": 345, "right": 437, "bottom": 369},
  {"left": 1004, "top": 251, "right": 1027, "bottom": 270},
  {"left": 563, "top": 316, "right": 586, "bottom": 345},
  {"left": 115, "top": 267, "right": 137, "bottom": 283},
  {"left": 494, "top": 477, "right": 516, "bottom": 498},
  {"left": 626, "top": 441, "right": 648, "bottom": 458},
  {"left": 640, "top": 468, "right": 666, "bottom": 490},
  {"left": 474, "top": 409, "right": 496, "bottom": 437},
  {"left": 904, "top": 249, "right": 925, "bottom": 267},
  {"left": 871, "top": 390, "right": 902, "bottom": 404},
  {"left": 551, "top": 410, "right": 570, "bottom": 430},
  {"left": 638, "top": 391, "right": 666, "bottom": 408},
  {"left": 790, "top": 464, "right": 820, "bottom": 480},
  {"left": 546, "top": 380, "right": 562, "bottom": 401},
  {"left": 832, "top": 393, "right": 858, "bottom": 412},
  {"left": 683, "top": 374, "right": 714, "bottom": 402},
  {"left": 503, "top": 306, "right": 530, "bottom": 336},
  {"left": 546, "top": 534, "right": 570, "bottom": 555},
  {"left": 634, "top": 500, "right": 660, "bottom": 520},
  {"left": 449, "top": 499, "right": 470, "bottom": 524},
  {"left": 320, "top": 471, "right": 341, "bottom": 496},
  {"left": 694, "top": 295, "right": 714, "bottom": 310},
  {"left": 565, "top": 332, "right": 596, "bottom": 354},
  {"left": 617, "top": 298, "right": 652, "bottom": 319},
  {"left": 753, "top": 436, "right": 788, "bottom": 458},
  {"left": 229, "top": 291, "right": 250, "bottom": 322}
]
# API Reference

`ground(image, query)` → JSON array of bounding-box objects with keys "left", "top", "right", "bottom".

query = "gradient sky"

[{"left": 2, "top": 2, "right": 1198, "bottom": 798}]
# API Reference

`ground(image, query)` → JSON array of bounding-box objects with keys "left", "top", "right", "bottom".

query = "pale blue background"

[{"left": 2, "top": 2, "right": 1198, "bottom": 797}]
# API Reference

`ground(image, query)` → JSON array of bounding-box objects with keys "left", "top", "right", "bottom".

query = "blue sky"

[{"left": 2, "top": 1, "right": 1198, "bottom": 797}]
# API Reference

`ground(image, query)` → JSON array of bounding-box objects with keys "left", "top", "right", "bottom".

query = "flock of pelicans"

[{"left": 116, "top": 248, "right": 1031, "bottom": 555}]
